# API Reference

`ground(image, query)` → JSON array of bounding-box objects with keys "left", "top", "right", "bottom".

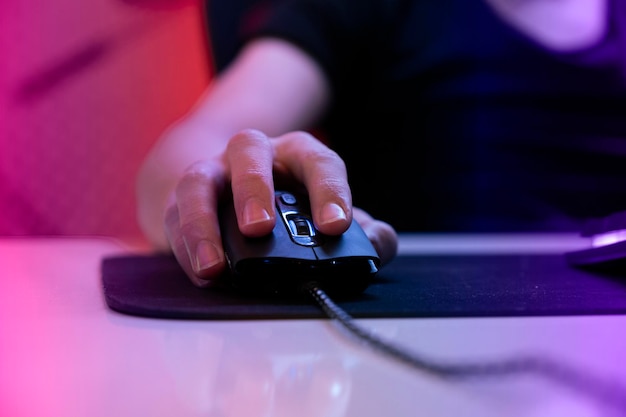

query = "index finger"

[
  {"left": 226, "top": 129, "right": 277, "bottom": 237},
  {"left": 273, "top": 131, "right": 352, "bottom": 236}
]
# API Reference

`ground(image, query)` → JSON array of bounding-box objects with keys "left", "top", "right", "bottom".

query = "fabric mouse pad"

[{"left": 101, "top": 253, "right": 626, "bottom": 320}]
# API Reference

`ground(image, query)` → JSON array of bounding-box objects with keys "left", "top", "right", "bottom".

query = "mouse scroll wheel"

[{"left": 288, "top": 216, "right": 316, "bottom": 237}]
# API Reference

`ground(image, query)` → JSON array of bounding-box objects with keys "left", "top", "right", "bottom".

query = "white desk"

[{"left": 2, "top": 235, "right": 626, "bottom": 417}]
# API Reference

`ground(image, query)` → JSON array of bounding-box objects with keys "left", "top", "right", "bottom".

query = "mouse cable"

[{"left": 304, "top": 282, "right": 626, "bottom": 412}]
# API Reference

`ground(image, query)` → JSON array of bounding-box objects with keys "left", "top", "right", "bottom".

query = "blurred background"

[{"left": 0, "top": 0, "right": 212, "bottom": 243}]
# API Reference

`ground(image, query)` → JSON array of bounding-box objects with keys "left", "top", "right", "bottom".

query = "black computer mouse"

[{"left": 219, "top": 190, "right": 381, "bottom": 297}]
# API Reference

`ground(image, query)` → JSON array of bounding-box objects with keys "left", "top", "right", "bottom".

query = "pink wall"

[{"left": 0, "top": 0, "right": 212, "bottom": 242}]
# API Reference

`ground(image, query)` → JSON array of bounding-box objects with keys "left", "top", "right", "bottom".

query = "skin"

[
  {"left": 137, "top": 0, "right": 605, "bottom": 287},
  {"left": 484, "top": 0, "right": 606, "bottom": 51},
  {"left": 136, "top": 37, "right": 398, "bottom": 287}
]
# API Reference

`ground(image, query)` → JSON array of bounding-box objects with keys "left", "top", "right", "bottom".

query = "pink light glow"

[{"left": 0, "top": 0, "right": 211, "bottom": 240}]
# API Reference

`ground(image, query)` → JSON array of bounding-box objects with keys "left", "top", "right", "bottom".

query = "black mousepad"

[{"left": 101, "top": 253, "right": 626, "bottom": 320}]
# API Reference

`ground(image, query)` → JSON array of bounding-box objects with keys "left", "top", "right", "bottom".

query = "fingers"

[
  {"left": 352, "top": 207, "right": 399, "bottom": 265},
  {"left": 273, "top": 131, "right": 352, "bottom": 235},
  {"left": 166, "top": 128, "right": 397, "bottom": 288},
  {"left": 164, "top": 203, "right": 212, "bottom": 287},
  {"left": 226, "top": 129, "right": 352, "bottom": 236},
  {"left": 166, "top": 160, "right": 228, "bottom": 287},
  {"left": 226, "top": 129, "right": 276, "bottom": 237}
]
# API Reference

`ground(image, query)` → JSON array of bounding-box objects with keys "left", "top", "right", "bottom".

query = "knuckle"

[
  {"left": 228, "top": 129, "right": 269, "bottom": 149},
  {"left": 181, "top": 160, "right": 214, "bottom": 178},
  {"left": 236, "top": 165, "right": 268, "bottom": 180},
  {"left": 304, "top": 148, "right": 346, "bottom": 173},
  {"left": 179, "top": 219, "right": 205, "bottom": 238},
  {"left": 178, "top": 214, "right": 216, "bottom": 243},
  {"left": 179, "top": 163, "right": 210, "bottom": 186},
  {"left": 177, "top": 161, "right": 223, "bottom": 193},
  {"left": 282, "top": 130, "right": 319, "bottom": 147},
  {"left": 317, "top": 176, "right": 348, "bottom": 193},
  {"left": 276, "top": 130, "right": 344, "bottom": 166},
  {"left": 235, "top": 128, "right": 266, "bottom": 139},
  {"left": 178, "top": 203, "right": 210, "bottom": 225}
]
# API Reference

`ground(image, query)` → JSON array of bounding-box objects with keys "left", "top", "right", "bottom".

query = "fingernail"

[
  {"left": 188, "top": 239, "right": 222, "bottom": 274},
  {"left": 243, "top": 199, "right": 271, "bottom": 226},
  {"left": 320, "top": 203, "right": 347, "bottom": 226}
]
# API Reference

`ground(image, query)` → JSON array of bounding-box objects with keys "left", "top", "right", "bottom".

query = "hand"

[{"left": 164, "top": 128, "right": 398, "bottom": 287}]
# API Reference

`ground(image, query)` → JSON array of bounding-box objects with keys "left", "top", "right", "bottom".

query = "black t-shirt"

[{"left": 230, "top": 0, "right": 626, "bottom": 232}]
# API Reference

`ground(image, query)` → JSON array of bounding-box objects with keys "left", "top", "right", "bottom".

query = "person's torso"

[{"left": 325, "top": 0, "right": 626, "bottom": 232}]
